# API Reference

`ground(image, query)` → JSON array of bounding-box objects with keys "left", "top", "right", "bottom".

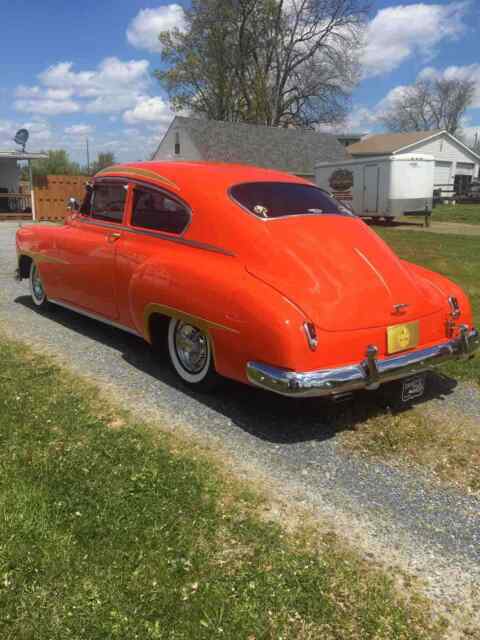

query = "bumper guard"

[{"left": 246, "top": 326, "right": 479, "bottom": 398}]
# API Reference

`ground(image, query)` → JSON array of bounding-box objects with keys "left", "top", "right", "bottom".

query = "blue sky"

[{"left": 0, "top": 0, "right": 479, "bottom": 163}]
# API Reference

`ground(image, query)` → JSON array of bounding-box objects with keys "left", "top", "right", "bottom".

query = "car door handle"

[{"left": 108, "top": 232, "right": 122, "bottom": 243}]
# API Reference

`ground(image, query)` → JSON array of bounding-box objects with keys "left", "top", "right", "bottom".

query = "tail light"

[
  {"left": 303, "top": 322, "right": 318, "bottom": 351},
  {"left": 448, "top": 296, "right": 461, "bottom": 319}
]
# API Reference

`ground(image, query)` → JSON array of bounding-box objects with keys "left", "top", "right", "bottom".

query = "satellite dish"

[{"left": 14, "top": 128, "right": 29, "bottom": 152}]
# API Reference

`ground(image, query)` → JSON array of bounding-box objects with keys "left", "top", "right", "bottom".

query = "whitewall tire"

[
  {"left": 29, "top": 262, "right": 50, "bottom": 309},
  {"left": 167, "top": 318, "right": 218, "bottom": 391}
]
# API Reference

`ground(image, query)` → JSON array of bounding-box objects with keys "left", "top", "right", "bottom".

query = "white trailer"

[{"left": 315, "top": 154, "right": 435, "bottom": 222}]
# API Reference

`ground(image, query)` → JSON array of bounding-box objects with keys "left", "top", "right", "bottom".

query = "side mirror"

[{"left": 67, "top": 197, "right": 79, "bottom": 212}]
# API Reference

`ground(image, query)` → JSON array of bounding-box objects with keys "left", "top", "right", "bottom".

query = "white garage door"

[{"left": 434, "top": 161, "right": 452, "bottom": 185}]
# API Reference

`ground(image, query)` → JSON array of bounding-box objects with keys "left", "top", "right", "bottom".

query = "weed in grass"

[{"left": 0, "top": 337, "right": 441, "bottom": 639}]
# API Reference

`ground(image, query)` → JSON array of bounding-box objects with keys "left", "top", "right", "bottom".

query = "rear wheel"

[
  {"left": 167, "top": 318, "right": 218, "bottom": 391},
  {"left": 29, "top": 262, "right": 50, "bottom": 310}
]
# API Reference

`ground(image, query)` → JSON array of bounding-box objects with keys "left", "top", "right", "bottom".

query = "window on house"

[
  {"left": 174, "top": 131, "right": 180, "bottom": 155},
  {"left": 131, "top": 187, "right": 190, "bottom": 234},
  {"left": 90, "top": 183, "right": 126, "bottom": 223}
]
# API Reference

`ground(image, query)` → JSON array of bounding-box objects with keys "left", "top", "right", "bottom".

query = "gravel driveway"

[{"left": 1, "top": 222, "right": 479, "bottom": 623}]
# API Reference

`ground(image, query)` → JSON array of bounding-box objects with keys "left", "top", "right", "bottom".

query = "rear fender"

[
  {"left": 404, "top": 260, "right": 473, "bottom": 327},
  {"left": 128, "top": 253, "right": 309, "bottom": 383}
]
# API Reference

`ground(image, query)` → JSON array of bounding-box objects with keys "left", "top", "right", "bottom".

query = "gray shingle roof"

[{"left": 163, "top": 116, "right": 347, "bottom": 174}]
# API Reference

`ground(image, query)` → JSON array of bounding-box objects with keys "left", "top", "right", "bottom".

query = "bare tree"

[
  {"left": 155, "top": 0, "right": 368, "bottom": 127},
  {"left": 380, "top": 77, "right": 476, "bottom": 136}
]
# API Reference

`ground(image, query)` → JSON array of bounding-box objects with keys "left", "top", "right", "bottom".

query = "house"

[
  {"left": 0, "top": 151, "right": 47, "bottom": 220},
  {"left": 153, "top": 116, "right": 348, "bottom": 180},
  {"left": 347, "top": 130, "right": 480, "bottom": 197}
]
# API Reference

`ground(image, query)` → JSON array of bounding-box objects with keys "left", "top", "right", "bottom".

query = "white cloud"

[
  {"left": 15, "top": 97, "right": 80, "bottom": 116},
  {"left": 65, "top": 124, "right": 94, "bottom": 136},
  {"left": 15, "top": 85, "right": 74, "bottom": 100},
  {"left": 39, "top": 58, "right": 149, "bottom": 97},
  {"left": 127, "top": 5, "right": 186, "bottom": 53},
  {"left": 361, "top": 2, "right": 469, "bottom": 78},
  {"left": 15, "top": 57, "right": 151, "bottom": 116},
  {"left": 123, "top": 96, "right": 173, "bottom": 125},
  {"left": 15, "top": 83, "right": 79, "bottom": 115}
]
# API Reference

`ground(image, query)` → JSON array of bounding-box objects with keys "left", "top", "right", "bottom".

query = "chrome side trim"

[
  {"left": 246, "top": 329, "right": 479, "bottom": 398},
  {"left": 49, "top": 299, "right": 143, "bottom": 338},
  {"left": 144, "top": 302, "right": 239, "bottom": 343},
  {"left": 77, "top": 216, "right": 235, "bottom": 257},
  {"left": 125, "top": 226, "right": 235, "bottom": 256}
]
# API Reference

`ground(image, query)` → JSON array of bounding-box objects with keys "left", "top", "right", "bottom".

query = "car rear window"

[{"left": 230, "top": 182, "right": 353, "bottom": 219}]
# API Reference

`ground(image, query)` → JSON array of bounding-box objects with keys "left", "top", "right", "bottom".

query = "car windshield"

[{"left": 230, "top": 181, "right": 354, "bottom": 219}]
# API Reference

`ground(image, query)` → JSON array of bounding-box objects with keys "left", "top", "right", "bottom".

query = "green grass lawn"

[
  {"left": 431, "top": 202, "right": 480, "bottom": 225},
  {"left": 0, "top": 337, "right": 440, "bottom": 639},
  {"left": 376, "top": 228, "right": 480, "bottom": 385}
]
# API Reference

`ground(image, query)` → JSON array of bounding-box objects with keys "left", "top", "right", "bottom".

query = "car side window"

[
  {"left": 91, "top": 183, "right": 126, "bottom": 223},
  {"left": 131, "top": 187, "right": 190, "bottom": 234}
]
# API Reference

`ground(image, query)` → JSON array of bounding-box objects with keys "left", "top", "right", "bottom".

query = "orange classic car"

[{"left": 16, "top": 161, "right": 478, "bottom": 400}]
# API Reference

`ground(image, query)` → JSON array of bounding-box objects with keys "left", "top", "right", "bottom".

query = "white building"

[{"left": 347, "top": 130, "right": 480, "bottom": 197}]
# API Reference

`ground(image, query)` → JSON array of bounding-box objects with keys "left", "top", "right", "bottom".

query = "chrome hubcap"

[
  {"left": 32, "top": 266, "right": 44, "bottom": 301},
  {"left": 174, "top": 322, "right": 208, "bottom": 374}
]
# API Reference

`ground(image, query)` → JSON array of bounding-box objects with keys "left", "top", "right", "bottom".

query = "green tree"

[
  {"left": 156, "top": 0, "right": 367, "bottom": 128},
  {"left": 31, "top": 149, "right": 82, "bottom": 177},
  {"left": 90, "top": 152, "right": 116, "bottom": 175}
]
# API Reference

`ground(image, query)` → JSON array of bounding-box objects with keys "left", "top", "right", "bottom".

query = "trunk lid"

[{"left": 246, "top": 216, "right": 444, "bottom": 331}]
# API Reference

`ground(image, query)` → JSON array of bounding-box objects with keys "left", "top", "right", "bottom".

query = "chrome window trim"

[
  {"left": 228, "top": 181, "right": 354, "bottom": 221},
  {"left": 94, "top": 175, "right": 193, "bottom": 238},
  {"left": 78, "top": 176, "right": 234, "bottom": 256}
]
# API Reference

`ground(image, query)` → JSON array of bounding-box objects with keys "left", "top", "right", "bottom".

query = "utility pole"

[{"left": 86, "top": 137, "right": 90, "bottom": 173}]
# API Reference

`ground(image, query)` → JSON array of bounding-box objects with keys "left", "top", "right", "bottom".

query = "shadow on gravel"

[{"left": 16, "top": 295, "right": 459, "bottom": 445}]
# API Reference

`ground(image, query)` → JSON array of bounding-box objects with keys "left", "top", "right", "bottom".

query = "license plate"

[
  {"left": 401, "top": 375, "right": 426, "bottom": 403},
  {"left": 387, "top": 321, "right": 419, "bottom": 354}
]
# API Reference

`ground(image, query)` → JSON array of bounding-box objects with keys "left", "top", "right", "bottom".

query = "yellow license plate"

[{"left": 387, "top": 321, "right": 419, "bottom": 354}]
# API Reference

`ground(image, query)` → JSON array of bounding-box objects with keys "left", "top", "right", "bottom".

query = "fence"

[{"left": 34, "top": 175, "right": 89, "bottom": 221}]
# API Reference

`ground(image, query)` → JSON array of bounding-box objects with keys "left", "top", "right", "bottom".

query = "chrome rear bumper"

[{"left": 246, "top": 327, "right": 479, "bottom": 398}]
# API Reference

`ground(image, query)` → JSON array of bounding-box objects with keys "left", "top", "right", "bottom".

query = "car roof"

[
  {"left": 93, "top": 162, "right": 316, "bottom": 253},
  {"left": 94, "top": 161, "right": 309, "bottom": 195}
]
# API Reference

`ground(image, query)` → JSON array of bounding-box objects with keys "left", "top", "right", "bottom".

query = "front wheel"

[
  {"left": 167, "top": 318, "right": 219, "bottom": 392},
  {"left": 29, "top": 261, "right": 50, "bottom": 310}
]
